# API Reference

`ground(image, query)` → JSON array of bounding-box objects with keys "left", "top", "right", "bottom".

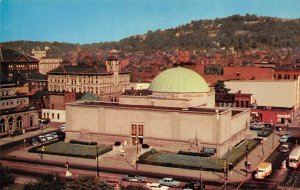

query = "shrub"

[
  {"left": 69, "top": 139, "right": 90, "bottom": 145},
  {"left": 0, "top": 166, "right": 15, "bottom": 188},
  {"left": 114, "top": 141, "right": 121, "bottom": 146},
  {"left": 141, "top": 144, "right": 150, "bottom": 148},
  {"left": 89, "top": 142, "right": 97, "bottom": 146},
  {"left": 177, "top": 151, "right": 211, "bottom": 157},
  {"left": 138, "top": 148, "right": 157, "bottom": 162}
]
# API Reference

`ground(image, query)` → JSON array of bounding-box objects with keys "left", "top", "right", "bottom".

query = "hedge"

[
  {"left": 69, "top": 139, "right": 97, "bottom": 146},
  {"left": 177, "top": 151, "right": 211, "bottom": 157}
]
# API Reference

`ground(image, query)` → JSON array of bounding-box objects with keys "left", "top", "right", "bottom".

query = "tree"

[
  {"left": 214, "top": 80, "right": 230, "bottom": 93},
  {"left": 0, "top": 166, "right": 15, "bottom": 188}
]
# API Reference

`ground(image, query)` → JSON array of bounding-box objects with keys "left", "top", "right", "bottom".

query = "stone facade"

[
  {"left": 66, "top": 101, "right": 250, "bottom": 157},
  {"left": 47, "top": 58, "right": 130, "bottom": 101},
  {"left": 0, "top": 83, "right": 39, "bottom": 136}
]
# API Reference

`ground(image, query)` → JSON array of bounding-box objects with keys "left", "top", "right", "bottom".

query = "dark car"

[
  {"left": 39, "top": 118, "right": 50, "bottom": 124},
  {"left": 279, "top": 144, "right": 290, "bottom": 153},
  {"left": 29, "top": 138, "right": 39, "bottom": 145},
  {"left": 10, "top": 129, "right": 23, "bottom": 137},
  {"left": 183, "top": 181, "right": 205, "bottom": 190}
]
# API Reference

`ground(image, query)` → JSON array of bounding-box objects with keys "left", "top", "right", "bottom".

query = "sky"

[{"left": 1, "top": 0, "right": 300, "bottom": 44}]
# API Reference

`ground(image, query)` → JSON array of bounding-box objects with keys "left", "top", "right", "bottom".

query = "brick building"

[
  {"left": 47, "top": 57, "right": 130, "bottom": 101},
  {"left": 0, "top": 83, "right": 39, "bottom": 137},
  {"left": 0, "top": 47, "right": 39, "bottom": 85}
]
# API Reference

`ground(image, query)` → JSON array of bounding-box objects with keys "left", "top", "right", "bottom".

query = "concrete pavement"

[{"left": 1, "top": 128, "right": 284, "bottom": 184}]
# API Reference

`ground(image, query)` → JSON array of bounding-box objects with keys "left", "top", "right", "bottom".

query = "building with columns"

[
  {"left": 47, "top": 57, "right": 130, "bottom": 101},
  {"left": 66, "top": 67, "right": 250, "bottom": 157},
  {"left": 0, "top": 83, "right": 39, "bottom": 137}
]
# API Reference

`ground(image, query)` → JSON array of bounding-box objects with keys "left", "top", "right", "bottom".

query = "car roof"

[{"left": 163, "top": 177, "right": 173, "bottom": 180}]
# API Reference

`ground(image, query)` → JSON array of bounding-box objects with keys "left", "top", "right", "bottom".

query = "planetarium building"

[{"left": 66, "top": 67, "right": 250, "bottom": 157}]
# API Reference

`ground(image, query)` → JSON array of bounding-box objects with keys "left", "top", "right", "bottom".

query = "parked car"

[
  {"left": 10, "top": 129, "right": 23, "bottom": 137},
  {"left": 51, "top": 133, "right": 59, "bottom": 139},
  {"left": 146, "top": 183, "right": 169, "bottom": 190},
  {"left": 122, "top": 174, "right": 146, "bottom": 182},
  {"left": 38, "top": 135, "right": 47, "bottom": 143},
  {"left": 279, "top": 136, "right": 289, "bottom": 143},
  {"left": 39, "top": 118, "right": 50, "bottom": 124},
  {"left": 279, "top": 144, "right": 290, "bottom": 153},
  {"left": 29, "top": 138, "right": 39, "bottom": 145},
  {"left": 183, "top": 181, "right": 205, "bottom": 190},
  {"left": 158, "top": 178, "right": 180, "bottom": 187},
  {"left": 60, "top": 125, "right": 66, "bottom": 132},
  {"left": 282, "top": 133, "right": 292, "bottom": 139},
  {"left": 250, "top": 124, "right": 264, "bottom": 130},
  {"left": 45, "top": 135, "right": 54, "bottom": 141}
]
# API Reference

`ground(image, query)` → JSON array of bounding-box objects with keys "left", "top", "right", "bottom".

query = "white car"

[
  {"left": 279, "top": 136, "right": 289, "bottom": 143},
  {"left": 146, "top": 183, "right": 169, "bottom": 190},
  {"left": 282, "top": 133, "right": 292, "bottom": 138},
  {"left": 158, "top": 178, "right": 181, "bottom": 187}
]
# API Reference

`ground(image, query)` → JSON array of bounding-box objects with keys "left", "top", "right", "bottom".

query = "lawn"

[
  {"left": 31, "top": 141, "right": 112, "bottom": 159},
  {"left": 222, "top": 139, "right": 258, "bottom": 164},
  {"left": 145, "top": 152, "right": 225, "bottom": 171},
  {"left": 139, "top": 139, "right": 258, "bottom": 171}
]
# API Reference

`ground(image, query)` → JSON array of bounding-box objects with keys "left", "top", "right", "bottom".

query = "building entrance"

[{"left": 131, "top": 123, "right": 144, "bottom": 145}]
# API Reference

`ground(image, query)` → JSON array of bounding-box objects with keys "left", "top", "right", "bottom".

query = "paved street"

[{"left": 1, "top": 119, "right": 300, "bottom": 189}]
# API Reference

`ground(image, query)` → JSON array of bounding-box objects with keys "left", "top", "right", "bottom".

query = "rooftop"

[
  {"left": 0, "top": 47, "right": 39, "bottom": 63},
  {"left": 68, "top": 101, "right": 245, "bottom": 116}
]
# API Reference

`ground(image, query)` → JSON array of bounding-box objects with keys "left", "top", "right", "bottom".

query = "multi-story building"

[
  {"left": 42, "top": 91, "right": 76, "bottom": 123},
  {"left": 0, "top": 83, "right": 39, "bottom": 137},
  {"left": 0, "top": 47, "right": 39, "bottom": 85},
  {"left": 31, "top": 49, "right": 63, "bottom": 74},
  {"left": 274, "top": 69, "right": 300, "bottom": 80},
  {"left": 25, "top": 73, "right": 48, "bottom": 92},
  {"left": 39, "top": 58, "right": 63, "bottom": 74},
  {"left": 225, "top": 78, "right": 300, "bottom": 125},
  {"left": 47, "top": 57, "right": 130, "bottom": 101},
  {"left": 215, "top": 91, "right": 252, "bottom": 108}
]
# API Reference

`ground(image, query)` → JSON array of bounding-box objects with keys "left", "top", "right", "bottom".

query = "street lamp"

[
  {"left": 136, "top": 139, "right": 139, "bottom": 170},
  {"left": 96, "top": 146, "right": 99, "bottom": 179}
]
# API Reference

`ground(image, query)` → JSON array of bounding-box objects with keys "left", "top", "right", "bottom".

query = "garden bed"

[
  {"left": 138, "top": 139, "right": 259, "bottom": 171},
  {"left": 28, "top": 141, "right": 112, "bottom": 159}
]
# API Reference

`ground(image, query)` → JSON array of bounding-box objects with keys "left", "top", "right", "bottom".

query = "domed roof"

[{"left": 149, "top": 67, "right": 210, "bottom": 93}]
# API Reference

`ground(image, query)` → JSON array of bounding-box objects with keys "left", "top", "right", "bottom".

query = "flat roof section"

[{"left": 68, "top": 101, "right": 237, "bottom": 115}]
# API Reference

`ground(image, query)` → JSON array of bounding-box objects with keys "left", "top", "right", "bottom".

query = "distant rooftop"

[{"left": 0, "top": 47, "right": 39, "bottom": 63}]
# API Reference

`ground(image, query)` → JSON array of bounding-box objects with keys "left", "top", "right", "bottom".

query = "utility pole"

[
  {"left": 271, "top": 120, "right": 274, "bottom": 149},
  {"left": 200, "top": 166, "right": 203, "bottom": 190},
  {"left": 96, "top": 146, "right": 99, "bottom": 179},
  {"left": 245, "top": 142, "right": 249, "bottom": 177},
  {"left": 261, "top": 126, "right": 264, "bottom": 159},
  {"left": 40, "top": 123, "right": 44, "bottom": 159}
]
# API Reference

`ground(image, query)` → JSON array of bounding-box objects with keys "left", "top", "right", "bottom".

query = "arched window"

[
  {"left": 17, "top": 116, "right": 23, "bottom": 129},
  {"left": 0, "top": 119, "right": 6, "bottom": 133},
  {"left": 278, "top": 74, "right": 281, "bottom": 79},
  {"left": 8, "top": 117, "right": 14, "bottom": 130}
]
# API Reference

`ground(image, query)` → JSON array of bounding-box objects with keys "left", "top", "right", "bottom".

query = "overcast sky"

[{"left": 1, "top": 0, "right": 300, "bottom": 44}]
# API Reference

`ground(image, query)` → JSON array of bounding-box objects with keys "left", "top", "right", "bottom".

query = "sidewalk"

[{"left": 1, "top": 130, "right": 282, "bottom": 184}]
